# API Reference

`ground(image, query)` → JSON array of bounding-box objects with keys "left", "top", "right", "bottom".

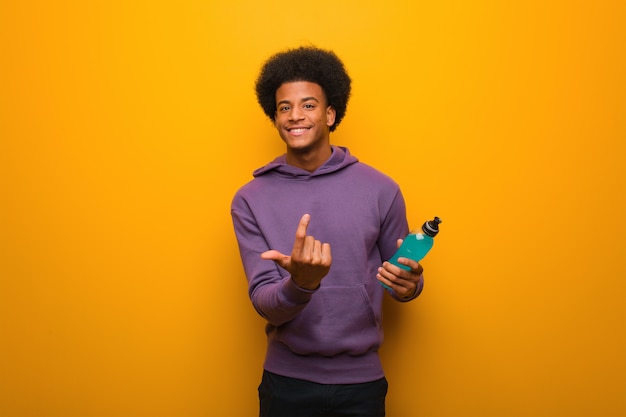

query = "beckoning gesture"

[{"left": 261, "top": 214, "right": 332, "bottom": 290}]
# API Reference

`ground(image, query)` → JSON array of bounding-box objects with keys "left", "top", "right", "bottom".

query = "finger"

[
  {"left": 396, "top": 238, "right": 403, "bottom": 249},
  {"left": 397, "top": 258, "right": 423, "bottom": 276},
  {"left": 381, "top": 261, "right": 403, "bottom": 278},
  {"left": 377, "top": 264, "right": 394, "bottom": 282},
  {"left": 321, "top": 243, "right": 332, "bottom": 266},
  {"left": 312, "top": 239, "right": 330, "bottom": 265},
  {"left": 379, "top": 262, "right": 411, "bottom": 287},
  {"left": 312, "top": 240, "right": 322, "bottom": 263},
  {"left": 260, "top": 250, "right": 290, "bottom": 268},
  {"left": 377, "top": 266, "right": 394, "bottom": 288},
  {"left": 292, "top": 214, "right": 311, "bottom": 255},
  {"left": 401, "top": 259, "right": 424, "bottom": 275},
  {"left": 299, "top": 236, "right": 316, "bottom": 260},
  {"left": 378, "top": 266, "right": 412, "bottom": 294}
]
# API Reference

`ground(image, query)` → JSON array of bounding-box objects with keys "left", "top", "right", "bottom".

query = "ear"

[{"left": 326, "top": 106, "right": 336, "bottom": 127}]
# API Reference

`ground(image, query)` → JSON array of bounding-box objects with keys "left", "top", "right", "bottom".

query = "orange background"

[{"left": 1, "top": 1, "right": 625, "bottom": 416}]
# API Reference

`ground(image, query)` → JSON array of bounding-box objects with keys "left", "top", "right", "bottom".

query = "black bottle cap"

[{"left": 421, "top": 217, "right": 442, "bottom": 237}]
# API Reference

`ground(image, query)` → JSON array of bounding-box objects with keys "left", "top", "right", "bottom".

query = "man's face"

[{"left": 274, "top": 81, "right": 336, "bottom": 155}]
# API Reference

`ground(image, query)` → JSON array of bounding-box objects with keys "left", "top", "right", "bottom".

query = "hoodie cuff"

[{"left": 280, "top": 276, "right": 317, "bottom": 305}]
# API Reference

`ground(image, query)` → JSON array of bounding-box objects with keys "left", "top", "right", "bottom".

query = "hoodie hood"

[{"left": 252, "top": 146, "right": 359, "bottom": 178}]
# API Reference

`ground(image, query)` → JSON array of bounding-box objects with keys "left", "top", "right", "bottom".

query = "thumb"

[{"left": 261, "top": 250, "right": 290, "bottom": 268}]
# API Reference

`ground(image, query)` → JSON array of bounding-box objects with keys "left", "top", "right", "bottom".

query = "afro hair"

[{"left": 255, "top": 46, "right": 351, "bottom": 132}]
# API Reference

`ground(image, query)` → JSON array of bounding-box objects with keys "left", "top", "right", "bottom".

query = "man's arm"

[
  {"left": 232, "top": 205, "right": 331, "bottom": 326},
  {"left": 375, "top": 189, "right": 424, "bottom": 302}
]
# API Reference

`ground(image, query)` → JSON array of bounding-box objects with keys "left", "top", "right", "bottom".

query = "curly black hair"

[{"left": 255, "top": 46, "right": 351, "bottom": 132}]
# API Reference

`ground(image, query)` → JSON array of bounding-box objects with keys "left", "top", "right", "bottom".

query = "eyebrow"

[{"left": 277, "top": 96, "right": 320, "bottom": 106}]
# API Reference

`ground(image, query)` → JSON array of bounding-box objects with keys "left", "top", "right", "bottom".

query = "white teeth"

[{"left": 289, "top": 128, "right": 308, "bottom": 133}]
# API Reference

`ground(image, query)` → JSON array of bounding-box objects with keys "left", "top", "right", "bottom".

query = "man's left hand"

[{"left": 377, "top": 239, "right": 424, "bottom": 300}]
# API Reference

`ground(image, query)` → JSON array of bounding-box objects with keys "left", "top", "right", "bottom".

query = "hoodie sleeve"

[
  {"left": 378, "top": 188, "right": 424, "bottom": 303},
  {"left": 231, "top": 194, "right": 315, "bottom": 327}
]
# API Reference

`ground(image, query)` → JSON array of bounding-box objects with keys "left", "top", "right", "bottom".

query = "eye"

[
  {"left": 278, "top": 105, "right": 290, "bottom": 112},
  {"left": 304, "top": 103, "right": 315, "bottom": 109}
]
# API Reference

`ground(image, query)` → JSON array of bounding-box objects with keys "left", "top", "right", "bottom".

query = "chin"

[{"left": 284, "top": 138, "right": 314, "bottom": 152}]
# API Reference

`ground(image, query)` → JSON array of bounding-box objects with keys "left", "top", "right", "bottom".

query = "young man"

[{"left": 231, "top": 46, "right": 424, "bottom": 417}]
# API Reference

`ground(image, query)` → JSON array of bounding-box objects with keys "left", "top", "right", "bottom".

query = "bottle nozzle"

[{"left": 422, "top": 216, "right": 442, "bottom": 237}]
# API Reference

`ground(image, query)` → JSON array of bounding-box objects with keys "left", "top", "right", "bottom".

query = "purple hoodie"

[{"left": 231, "top": 146, "right": 422, "bottom": 384}]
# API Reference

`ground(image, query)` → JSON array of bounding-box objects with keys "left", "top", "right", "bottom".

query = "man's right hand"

[{"left": 260, "top": 214, "right": 332, "bottom": 290}]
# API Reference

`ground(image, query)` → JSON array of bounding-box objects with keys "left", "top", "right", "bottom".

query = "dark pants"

[{"left": 258, "top": 370, "right": 388, "bottom": 417}]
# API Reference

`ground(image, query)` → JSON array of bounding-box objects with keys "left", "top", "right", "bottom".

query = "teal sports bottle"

[{"left": 388, "top": 217, "right": 442, "bottom": 271}]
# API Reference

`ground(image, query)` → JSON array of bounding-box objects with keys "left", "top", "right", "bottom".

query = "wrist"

[{"left": 290, "top": 276, "right": 320, "bottom": 292}]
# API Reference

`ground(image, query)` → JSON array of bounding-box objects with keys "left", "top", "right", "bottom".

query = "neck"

[{"left": 286, "top": 145, "right": 333, "bottom": 173}]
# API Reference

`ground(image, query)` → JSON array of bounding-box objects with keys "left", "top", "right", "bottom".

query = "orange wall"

[{"left": 1, "top": 1, "right": 625, "bottom": 416}]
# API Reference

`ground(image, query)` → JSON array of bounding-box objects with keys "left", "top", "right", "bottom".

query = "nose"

[{"left": 288, "top": 106, "right": 304, "bottom": 121}]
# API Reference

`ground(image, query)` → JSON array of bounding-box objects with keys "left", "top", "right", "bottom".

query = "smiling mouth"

[{"left": 287, "top": 127, "right": 310, "bottom": 133}]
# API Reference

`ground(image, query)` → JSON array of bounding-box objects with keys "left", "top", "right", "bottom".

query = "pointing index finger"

[{"left": 292, "top": 213, "right": 310, "bottom": 254}]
